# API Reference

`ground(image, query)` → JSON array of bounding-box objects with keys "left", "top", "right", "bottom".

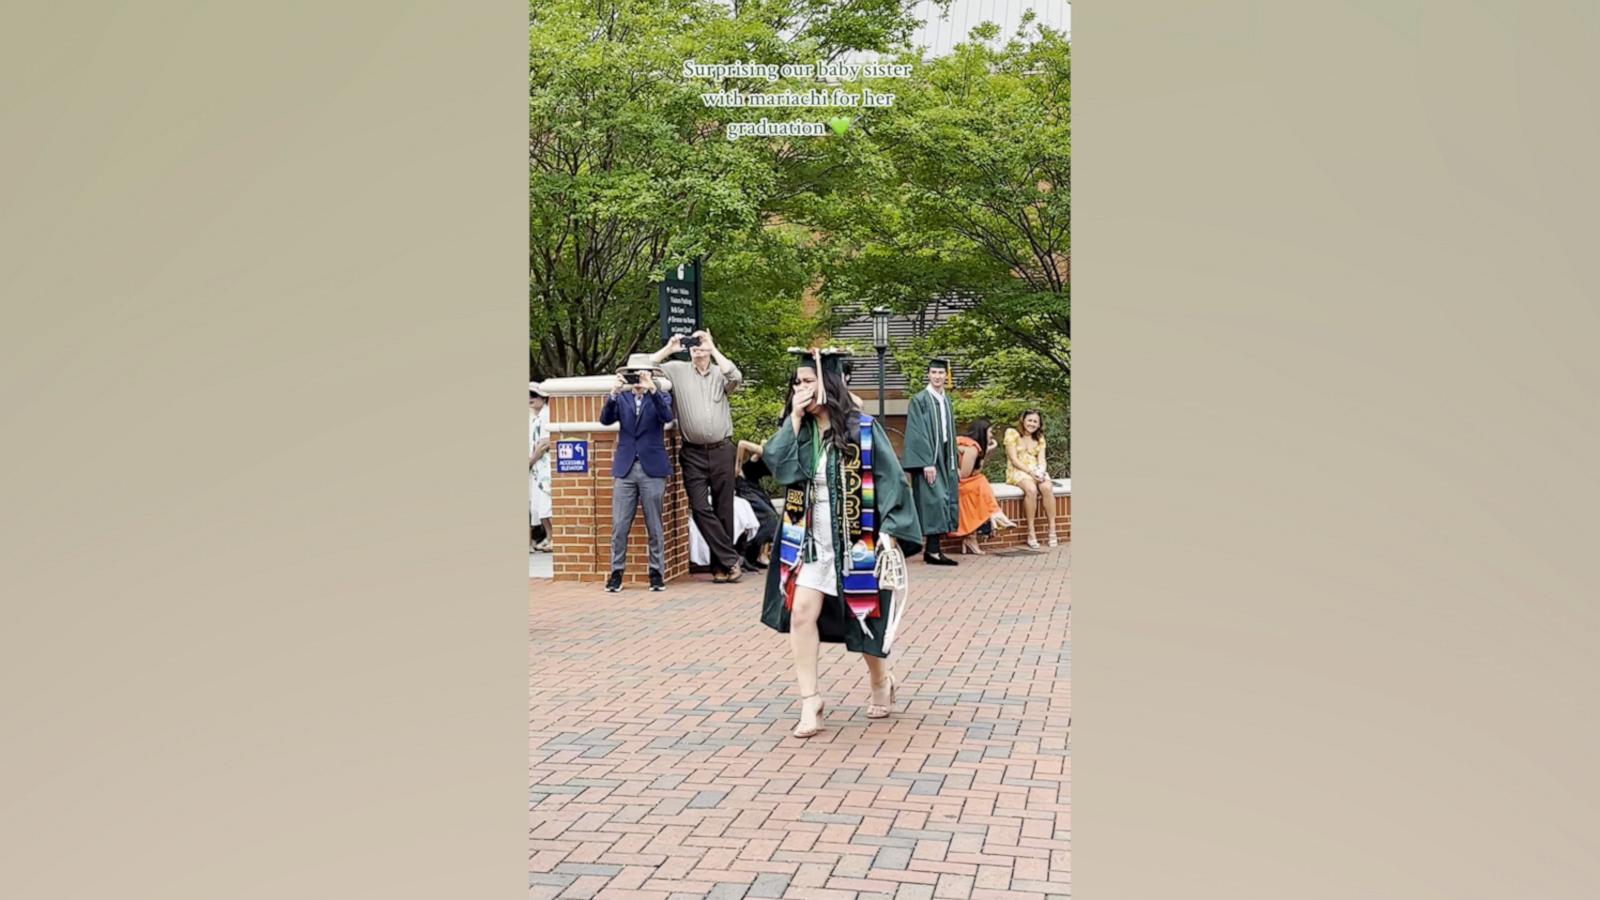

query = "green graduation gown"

[
  {"left": 759, "top": 417, "right": 923, "bottom": 658},
  {"left": 902, "top": 388, "right": 960, "bottom": 537}
]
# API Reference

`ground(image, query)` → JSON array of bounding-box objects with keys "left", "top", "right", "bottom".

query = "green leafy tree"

[
  {"left": 530, "top": 0, "right": 1067, "bottom": 469},
  {"left": 809, "top": 15, "right": 1070, "bottom": 468},
  {"left": 529, "top": 0, "right": 927, "bottom": 380}
]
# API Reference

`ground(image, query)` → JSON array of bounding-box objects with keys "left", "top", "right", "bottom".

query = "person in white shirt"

[{"left": 529, "top": 383, "right": 553, "bottom": 552}]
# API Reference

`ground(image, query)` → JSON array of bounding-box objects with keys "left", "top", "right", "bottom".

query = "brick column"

[{"left": 542, "top": 377, "right": 690, "bottom": 585}]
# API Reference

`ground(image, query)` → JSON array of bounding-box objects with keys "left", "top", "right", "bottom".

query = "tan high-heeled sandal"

[
  {"left": 793, "top": 693, "right": 825, "bottom": 739},
  {"left": 866, "top": 676, "right": 897, "bottom": 719}
]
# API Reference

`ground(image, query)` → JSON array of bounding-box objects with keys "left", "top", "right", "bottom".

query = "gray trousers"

[{"left": 610, "top": 460, "right": 666, "bottom": 573}]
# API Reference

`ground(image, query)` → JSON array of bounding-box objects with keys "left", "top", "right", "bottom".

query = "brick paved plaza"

[{"left": 530, "top": 545, "right": 1071, "bottom": 900}]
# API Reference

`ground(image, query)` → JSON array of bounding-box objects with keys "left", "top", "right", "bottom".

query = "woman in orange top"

[{"left": 952, "top": 419, "right": 1018, "bottom": 555}]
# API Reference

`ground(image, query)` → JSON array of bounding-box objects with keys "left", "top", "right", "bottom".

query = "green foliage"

[
  {"left": 530, "top": 0, "right": 771, "bottom": 376},
  {"left": 809, "top": 16, "right": 1070, "bottom": 454},
  {"left": 530, "top": 0, "right": 1069, "bottom": 469},
  {"left": 530, "top": 0, "right": 927, "bottom": 378},
  {"left": 702, "top": 224, "right": 821, "bottom": 411},
  {"left": 730, "top": 389, "right": 786, "bottom": 448}
]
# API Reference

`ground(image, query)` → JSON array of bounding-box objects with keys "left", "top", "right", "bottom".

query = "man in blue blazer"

[{"left": 598, "top": 353, "right": 675, "bottom": 592}]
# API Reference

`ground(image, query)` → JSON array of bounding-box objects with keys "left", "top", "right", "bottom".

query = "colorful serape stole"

[{"left": 840, "top": 415, "right": 881, "bottom": 634}]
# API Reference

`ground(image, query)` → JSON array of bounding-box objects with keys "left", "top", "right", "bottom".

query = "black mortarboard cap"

[{"left": 788, "top": 347, "right": 849, "bottom": 376}]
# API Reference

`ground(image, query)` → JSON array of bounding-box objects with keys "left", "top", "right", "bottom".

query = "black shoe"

[
  {"left": 648, "top": 568, "right": 665, "bottom": 591},
  {"left": 605, "top": 570, "right": 623, "bottom": 592},
  {"left": 925, "top": 554, "right": 959, "bottom": 566}
]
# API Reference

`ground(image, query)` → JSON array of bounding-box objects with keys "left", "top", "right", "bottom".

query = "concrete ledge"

[
  {"left": 762, "top": 478, "right": 1068, "bottom": 507},
  {"left": 547, "top": 421, "right": 678, "bottom": 435},
  {"left": 538, "top": 374, "right": 674, "bottom": 394},
  {"left": 990, "top": 478, "right": 1070, "bottom": 500}
]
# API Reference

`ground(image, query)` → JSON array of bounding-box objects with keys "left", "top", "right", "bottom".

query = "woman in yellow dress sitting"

[{"left": 1004, "top": 409, "right": 1058, "bottom": 549}]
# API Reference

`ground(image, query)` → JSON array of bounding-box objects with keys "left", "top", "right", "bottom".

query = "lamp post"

[{"left": 871, "top": 307, "right": 891, "bottom": 422}]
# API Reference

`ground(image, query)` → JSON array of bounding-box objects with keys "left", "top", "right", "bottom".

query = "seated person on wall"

[
  {"left": 598, "top": 354, "right": 674, "bottom": 593},
  {"left": 1003, "top": 408, "right": 1058, "bottom": 549},
  {"left": 734, "top": 440, "right": 779, "bottom": 570},
  {"left": 951, "top": 418, "right": 1019, "bottom": 555}
]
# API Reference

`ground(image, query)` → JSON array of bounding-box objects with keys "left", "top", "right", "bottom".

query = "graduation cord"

[
  {"left": 800, "top": 475, "right": 818, "bottom": 564},
  {"left": 802, "top": 421, "right": 824, "bottom": 565}
]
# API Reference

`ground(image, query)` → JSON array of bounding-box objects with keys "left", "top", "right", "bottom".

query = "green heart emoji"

[{"left": 827, "top": 116, "right": 851, "bottom": 135}]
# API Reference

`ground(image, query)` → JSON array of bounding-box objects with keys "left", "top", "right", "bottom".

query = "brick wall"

[
  {"left": 969, "top": 491, "right": 1071, "bottom": 550},
  {"left": 546, "top": 390, "right": 690, "bottom": 585}
]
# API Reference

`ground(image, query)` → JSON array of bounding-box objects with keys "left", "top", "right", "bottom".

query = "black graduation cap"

[
  {"left": 787, "top": 347, "right": 849, "bottom": 376},
  {"left": 925, "top": 356, "right": 955, "bottom": 388}
]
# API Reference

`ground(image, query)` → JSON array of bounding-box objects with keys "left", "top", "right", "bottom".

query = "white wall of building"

[{"left": 841, "top": 0, "right": 1070, "bottom": 63}]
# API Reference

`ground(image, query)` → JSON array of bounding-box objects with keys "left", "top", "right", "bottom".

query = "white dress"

[
  {"left": 529, "top": 410, "right": 552, "bottom": 522},
  {"left": 795, "top": 461, "right": 838, "bottom": 595}
]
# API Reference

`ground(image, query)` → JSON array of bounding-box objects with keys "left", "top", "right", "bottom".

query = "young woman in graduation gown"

[{"left": 759, "top": 349, "right": 923, "bottom": 739}]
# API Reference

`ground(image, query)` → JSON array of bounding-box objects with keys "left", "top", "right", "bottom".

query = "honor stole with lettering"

[{"left": 778, "top": 415, "right": 881, "bottom": 633}]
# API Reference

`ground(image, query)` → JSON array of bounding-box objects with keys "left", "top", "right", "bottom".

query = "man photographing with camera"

[
  {"left": 599, "top": 355, "right": 674, "bottom": 592},
  {"left": 650, "top": 329, "right": 745, "bottom": 583}
]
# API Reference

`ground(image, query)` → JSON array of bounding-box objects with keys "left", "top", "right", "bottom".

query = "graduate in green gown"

[
  {"left": 760, "top": 348, "right": 923, "bottom": 739},
  {"left": 902, "top": 357, "right": 961, "bottom": 565}
]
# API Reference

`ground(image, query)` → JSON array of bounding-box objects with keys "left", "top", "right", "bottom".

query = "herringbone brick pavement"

[{"left": 531, "top": 544, "right": 1071, "bottom": 899}]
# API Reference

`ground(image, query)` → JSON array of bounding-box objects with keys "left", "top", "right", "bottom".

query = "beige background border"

[
  {"left": 5, "top": 0, "right": 1600, "bottom": 898},
  {"left": 1, "top": 2, "right": 527, "bottom": 898},
  {"left": 1078, "top": 1, "right": 1600, "bottom": 897}
]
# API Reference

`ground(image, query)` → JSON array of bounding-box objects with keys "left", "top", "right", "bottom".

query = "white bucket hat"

[{"left": 616, "top": 353, "right": 663, "bottom": 375}]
